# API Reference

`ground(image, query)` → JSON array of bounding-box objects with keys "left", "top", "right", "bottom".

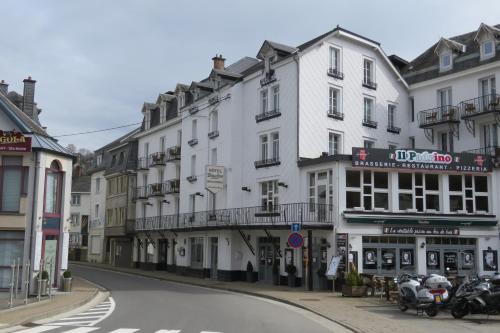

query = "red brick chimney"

[{"left": 212, "top": 54, "right": 226, "bottom": 70}]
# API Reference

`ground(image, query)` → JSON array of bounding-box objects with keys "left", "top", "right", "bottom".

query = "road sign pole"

[{"left": 307, "top": 229, "right": 313, "bottom": 291}]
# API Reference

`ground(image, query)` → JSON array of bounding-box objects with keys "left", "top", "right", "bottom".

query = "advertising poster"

[{"left": 483, "top": 250, "right": 498, "bottom": 271}]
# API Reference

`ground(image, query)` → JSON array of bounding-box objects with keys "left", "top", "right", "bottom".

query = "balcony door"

[
  {"left": 480, "top": 77, "right": 496, "bottom": 103},
  {"left": 438, "top": 88, "right": 452, "bottom": 108}
]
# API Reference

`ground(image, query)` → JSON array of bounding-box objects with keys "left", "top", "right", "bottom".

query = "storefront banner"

[
  {"left": 383, "top": 226, "right": 460, "bottom": 236},
  {"left": 326, "top": 256, "right": 341, "bottom": 277},
  {"left": 352, "top": 148, "right": 491, "bottom": 173},
  {"left": 336, "top": 233, "right": 348, "bottom": 272},
  {"left": 483, "top": 250, "right": 498, "bottom": 271},
  {"left": 0, "top": 130, "right": 32, "bottom": 152}
]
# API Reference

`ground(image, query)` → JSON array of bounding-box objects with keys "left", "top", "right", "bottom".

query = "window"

[
  {"left": 409, "top": 97, "right": 415, "bottom": 122},
  {"left": 439, "top": 132, "right": 453, "bottom": 152},
  {"left": 364, "top": 97, "right": 374, "bottom": 122},
  {"left": 440, "top": 52, "right": 452, "bottom": 71},
  {"left": 389, "top": 144, "right": 397, "bottom": 150},
  {"left": 345, "top": 170, "right": 389, "bottom": 210},
  {"left": 111, "top": 155, "right": 116, "bottom": 167},
  {"left": 191, "top": 119, "right": 197, "bottom": 139},
  {"left": 260, "top": 90, "right": 268, "bottom": 114},
  {"left": 409, "top": 137, "right": 415, "bottom": 149},
  {"left": 160, "top": 136, "right": 165, "bottom": 152},
  {"left": 388, "top": 104, "right": 396, "bottom": 128},
  {"left": 260, "top": 134, "right": 268, "bottom": 161},
  {"left": 481, "top": 40, "right": 495, "bottom": 60},
  {"left": 363, "top": 58, "right": 374, "bottom": 84},
  {"left": 209, "top": 111, "right": 218, "bottom": 132},
  {"left": 146, "top": 239, "right": 155, "bottom": 263},
  {"left": 45, "top": 166, "right": 61, "bottom": 215},
  {"left": 190, "top": 237, "right": 204, "bottom": 268},
  {"left": 71, "top": 194, "right": 81, "bottom": 205},
  {"left": 328, "top": 87, "right": 341, "bottom": 115},
  {"left": 271, "top": 132, "right": 279, "bottom": 160},
  {"left": 118, "top": 152, "right": 124, "bottom": 165},
  {"left": 329, "top": 132, "right": 341, "bottom": 155},
  {"left": 398, "top": 173, "right": 440, "bottom": 212},
  {"left": 261, "top": 180, "right": 279, "bottom": 212},
  {"left": 449, "top": 175, "right": 488, "bottom": 213},
  {"left": 308, "top": 171, "right": 334, "bottom": 213},
  {"left": 272, "top": 86, "right": 279, "bottom": 111},
  {"left": 95, "top": 204, "right": 99, "bottom": 219},
  {"left": 329, "top": 47, "right": 340, "bottom": 71},
  {"left": 211, "top": 148, "right": 217, "bottom": 165},
  {"left": 364, "top": 140, "right": 374, "bottom": 149},
  {"left": 96, "top": 154, "right": 102, "bottom": 166},
  {"left": 438, "top": 88, "right": 452, "bottom": 107},
  {"left": 95, "top": 178, "right": 101, "bottom": 194},
  {"left": 71, "top": 213, "right": 79, "bottom": 225},
  {"left": 1, "top": 157, "right": 27, "bottom": 212},
  {"left": 191, "top": 155, "right": 196, "bottom": 177},
  {"left": 481, "top": 124, "right": 499, "bottom": 149}
]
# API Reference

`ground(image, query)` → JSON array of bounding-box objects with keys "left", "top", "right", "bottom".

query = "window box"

[
  {"left": 188, "top": 106, "right": 199, "bottom": 115},
  {"left": 186, "top": 175, "right": 197, "bottom": 183},
  {"left": 188, "top": 138, "right": 198, "bottom": 146},
  {"left": 254, "top": 158, "right": 281, "bottom": 169},
  {"left": 362, "top": 80, "right": 377, "bottom": 90},
  {"left": 327, "top": 68, "right": 344, "bottom": 80},
  {"left": 208, "top": 130, "right": 219, "bottom": 139},
  {"left": 362, "top": 119, "right": 378, "bottom": 128},
  {"left": 256, "top": 109, "right": 281, "bottom": 123},
  {"left": 327, "top": 110, "right": 344, "bottom": 120},
  {"left": 387, "top": 125, "right": 401, "bottom": 134}
]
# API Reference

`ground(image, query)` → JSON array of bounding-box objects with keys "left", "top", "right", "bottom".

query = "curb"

[
  {"left": 72, "top": 262, "right": 361, "bottom": 333},
  {"left": 0, "top": 278, "right": 103, "bottom": 331}
]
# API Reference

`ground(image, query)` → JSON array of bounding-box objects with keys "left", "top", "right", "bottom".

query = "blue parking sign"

[{"left": 291, "top": 223, "right": 301, "bottom": 232}]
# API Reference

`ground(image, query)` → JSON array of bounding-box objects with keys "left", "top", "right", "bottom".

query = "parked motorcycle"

[
  {"left": 422, "top": 274, "right": 453, "bottom": 307},
  {"left": 451, "top": 274, "right": 500, "bottom": 319},
  {"left": 396, "top": 273, "right": 446, "bottom": 317}
]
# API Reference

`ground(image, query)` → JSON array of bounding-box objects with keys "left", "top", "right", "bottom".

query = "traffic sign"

[
  {"left": 291, "top": 223, "right": 301, "bottom": 232},
  {"left": 288, "top": 232, "right": 304, "bottom": 249}
]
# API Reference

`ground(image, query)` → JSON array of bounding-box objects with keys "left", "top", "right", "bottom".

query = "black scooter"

[{"left": 451, "top": 274, "right": 500, "bottom": 319}]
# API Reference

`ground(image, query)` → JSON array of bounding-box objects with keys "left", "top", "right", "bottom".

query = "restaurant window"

[
  {"left": 190, "top": 237, "right": 204, "bottom": 268},
  {"left": 261, "top": 180, "right": 279, "bottom": 212},
  {"left": 1, "top": 156, "right": 27, "bottom": 212},
  {"left": 449, "top": 175, "right": 488, "bottom": 213},
  {"left": 345, "top": 170, "right": 388, "bottom": 210},
  {"left": 398, "top": 173, "right": 440, "bottom": 212}
]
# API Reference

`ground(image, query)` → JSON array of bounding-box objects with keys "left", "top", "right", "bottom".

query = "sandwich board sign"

[{"left": 206, "top": 165, "right": 225, "bottom": 193}]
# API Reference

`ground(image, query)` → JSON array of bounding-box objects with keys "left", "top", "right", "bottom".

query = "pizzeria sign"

[
  {"left": 0, "top": 130, "right": 31, "bottom": 152},
  {"left": 352, "top": 148, "right": 491, "bottom": 173}
]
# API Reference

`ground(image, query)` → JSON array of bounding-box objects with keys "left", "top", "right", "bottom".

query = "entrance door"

[
  {"left": 210, "top": 237, "right": 218, "bottom": 279},
  {"left": 158, "top": 239, "right": 168, "bottom": 270},
  {"left": 480, "top": 77, "right": 496, "bottom": 110},
  {"left": 43, "top": 236, "right": 58, "bottom": 286},
  {"left": 258, "top": 238, "right": 279, "bottom": 283}
]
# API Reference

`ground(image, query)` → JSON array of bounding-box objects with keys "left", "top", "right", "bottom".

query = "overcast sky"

[{"left": 1, "top": 0, "right": 499, "bottom": 150}]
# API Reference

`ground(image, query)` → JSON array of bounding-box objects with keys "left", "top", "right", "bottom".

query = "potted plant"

[
  {"left": 272, "top": 262, "right": 280, "bottom": 285},
  {"left": 246, "top": 261, "right": 256, "bottom": 283},
  {"left": 317, "top": 264, "right": 328, "bottom": 290},
  {"left": 62, "top": 270, "right": 72, "bottom": 292},
  {"left": 285, "top": 264, "right": 297, "bottom": 288},
  {"left": 36, "top": 270, "right": 49, "bottom": 295},
  {"left": 342, "top": 268, "right": 367, "bottom": 297}
]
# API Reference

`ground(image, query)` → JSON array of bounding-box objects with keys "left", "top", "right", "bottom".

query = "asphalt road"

[{"left": 67, "top": 265, "right": 346, "bottom": 333}]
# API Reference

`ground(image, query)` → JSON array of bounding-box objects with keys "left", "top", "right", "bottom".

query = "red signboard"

[{"left": 0, "top": 130, "right": 32, "bottom": 152}]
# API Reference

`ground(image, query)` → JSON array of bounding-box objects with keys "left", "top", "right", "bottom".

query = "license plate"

[{"left": 434, "top": 295, "right": 442, "bottom": 304}]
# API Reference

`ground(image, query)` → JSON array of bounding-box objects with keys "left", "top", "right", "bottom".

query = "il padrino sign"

[
  {"left": 0, "top": 130, "right": 31, "bottom": 152},
  {"left": 352, "top": 148, "right": 491, "bottom": 173}
]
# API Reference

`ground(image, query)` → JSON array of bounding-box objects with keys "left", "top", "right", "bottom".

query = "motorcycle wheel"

[
  {"left": 451, "top": 303, "right": 468, "bottom": 319},
  {"left": 398, "top": 300, "right": 408, "bottom": 312},
  {"left": 425, "top": 304, "right": 438, "bottom": 317}
]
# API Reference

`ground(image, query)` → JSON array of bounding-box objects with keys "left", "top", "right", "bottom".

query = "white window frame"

[
  {"left": 328, "top": 132, "right": 342, "bottom": 155},
  {"left": 261, "top": 180, "right": 279, "bottom": 212},
  {"left": 260, "top": 89, "right": 268, "bottom": 114},
  {"left": 328, "top": 86, "right": 341, "bottom": 115},
  {"left": 397, "top": 173, "right": 440, "bottom": 212},
  {"left": 329, "top": 46, "right": 341, "bottom": 71},
  {"left": 271, "top": 85, "right": 279, "bottom": 112},
  {"left": 448, "top": 175, "right": 489, "bottom": 213},
  {"left": 209, "top": 110, "right": 218, "bottom": 132},
  {"left": 260, "top": 134, "right": 268, "bottom": 161},
  {"left": 363, "top": 58, "right": 375, "bottom": 84},
  {"left": 95, "top": 178, "right": 100, "bottom": 194},
  {"left": 481, "top": 39, "right": 495, "bottom": 60},
  {"left": 440, "top": 52, "right": 452, "bottom": 72},
  {"left": 271, "top": 132, "right": 279, "bottom": 160},
  {"left": 363, "top": 97, "right": 374, "bottom": 122},
  {"left": 388, "top": 104, "right": 396, "bottom": 128},
  {"left": 71, "top": 213, "right": 79, "bottom": 226},
  {"left": 71, "top": 194, "right": 81, "bottom": 206},
  {"left": 144, "top": 111, "right": 151, "bottom": 130}
]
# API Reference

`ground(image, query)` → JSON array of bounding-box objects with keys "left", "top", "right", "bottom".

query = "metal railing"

[
  {"left": 149, "top": 152, "right": 166, "bottom": 166},
  {"left": 327, "top": 68, "right": 344, "bottom": 80},
  {"left": 418, "top": 105, "right": 460, "bottom": 127},
  {"left": 464, "top": 146, "right": 499, "bottom": 156},
  {"left": 166, "top": 146, "right": 181, "bottom": 161},
  {"left": 255, "top": 109, "right": 281, "bottom": 122},
  {"left": 133, "top": 186, "right": 148, "bottom": 201},
  {"left": 327, "top": 109, "right": 344, "bottom": 120},
  {"left": 362, "top": 118, "right": 378, "bottom": 128},
  {"left": 254, "top": 157, "right": 281, "bottom": 168},
  {"left": 165, "top": 179, "right": 180, "bottom": 194},
  {"left": 136, "top": 202, "right": 333, "bottom": 231},
  {"left": 459, "top": 94, "right": 500, "bottom": 119},
  {"left": 362, "top": 79, "right": 377, "bottom": 90}
]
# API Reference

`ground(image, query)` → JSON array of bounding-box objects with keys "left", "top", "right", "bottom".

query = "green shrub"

[
  {"left": 63, "top": 270, "right": 72, "bottom": 279},
  {"left": 37, "top": 270, "right": 49, "bottom": 280},
  {"left": 345, "top": 270, "right": 363, "bottom": 286}
]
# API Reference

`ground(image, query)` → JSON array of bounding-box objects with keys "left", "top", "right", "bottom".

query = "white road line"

[
  {"left": 155, "top": 330, "right": 181, "bottom": 333},
  {"left": 76, "top": 311, "right": 109, "bottom": 315},
  {"left": 45, "top": 321, "right": 98, "bottom": 326},
  {"left": 14, "top": 326, "right": 61, "bottom": 333},
  {"left": 54, "top": 316, "right": 105, "bottom": 320},
  {"left": 107, "top": 329, "right": 139, "bottom": 333},
  {"left": 88, "top": 297, "right": 115, "bottom": 326},
  {"left": 200, "top": 331, "right": 222, "bottom": 333},
  {"left": 56, "top": 328, "right": 100, "bottom": 333}
]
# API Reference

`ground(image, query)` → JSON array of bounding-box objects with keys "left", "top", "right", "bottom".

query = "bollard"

[
  {"left": 48, "top": 260, "right": 53, "bottom": 299},
  {"left": 8, "top": 261, "right": 15, "bottom": 308},
  {"left": 37, "top": 259, "right": 44, "bottom": 302},
  {"left": 15, "top": 257, "right": 20, "bottom": 298},
  {"left": 24, "top": 260, "right": 30, "bottom": 305}
]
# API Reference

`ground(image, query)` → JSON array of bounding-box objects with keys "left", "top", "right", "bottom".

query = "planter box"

[
  {"left": 62, "top": 277, "right": 72, "bottom": 292},
  {"left": 36, "top": 279, "right": 48, "bottom": 296},
  {"left": 342, "top": 285, "right": 367, "bottom": 297}
]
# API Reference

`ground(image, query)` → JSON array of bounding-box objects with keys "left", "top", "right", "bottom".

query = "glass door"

[
  {"left": 210, "top": 238, "right": 218, "bottom": 279},
  {"left": 158, "top": 239, "right": 168, "bottom": 270}
]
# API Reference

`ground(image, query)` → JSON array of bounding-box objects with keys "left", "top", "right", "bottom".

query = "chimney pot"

[
  {"left": 0, "top": 80, "right": 8, "bottom": 95},
  {"left": 212, "top": 54, "right": 226, "bottom": 70}
]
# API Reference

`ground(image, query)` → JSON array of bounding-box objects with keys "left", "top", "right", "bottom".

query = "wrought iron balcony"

[
  {"left": 362, "top": 79, "right": 377, "bottom": 90},
  {"left": 327, "top": 109, "right": 344, "bottom": 120},
  {"left": 137, "top": 157, "right": 150, "bottom": 170},
  {"left": 459, "top": 94, "right": 500, "bottom": 119},
  {"left": 165, "top": 179, "right": 180, "bottom": 194},
  {"left": 188, "top": 138, "right": 198, "bottom": 146},
  {"left": 134, "top": 186, "right": 148, "bottom": 201},
  {"left": 149, "top": 152, "right": 166, "bottom": 167},
  {"left": 418, "top": 105, "right": 460, "bottom": 128},
  {"left": 254, "top": 157, "right": 280, "bottom": 169},
  {"left": 327, "top": 68, "right": 344, "bottom": 80},
  {"left": 135, "top": 202, "right": 333, "bottom": 232},
  {"left": 255, "top": 109, "right": 281, "bottom": 123},
  {"left": 69, "top": 232, "right": 81, "bottom": 247},
  {"left": 208, "top": 130, "right": 219, "bottom": 139},
  {"left": 148, "top": 183, "right": 165, "bottom": 197},
  {"left": 387, "top": 125, "right": 401, "bottom": 134},
  {"left": 362, "top": 118, "right": 378, "bottom": 129},
  {"left": 166, "top": 146, "right": 181, "bottom": 161},
  {"left": 186, "top": 175, "right": 197, "bottom": 183},
  {"left": 464, "top": 146, "right": 499, "bottom": 156}
]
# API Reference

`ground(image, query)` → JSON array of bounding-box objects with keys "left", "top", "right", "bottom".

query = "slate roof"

[
  {"left": 402, "top": 24, "right": 500, "bottom": 85},
  {"left": 72, "top": 175, "right": 91, "bottom": 193}
]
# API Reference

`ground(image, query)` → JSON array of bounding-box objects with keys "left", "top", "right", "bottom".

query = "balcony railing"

[
  {"left": 186, "top": 175, "right": 197, "bottom": 183},
  {"left": 387, "top": 125, "right": 401, "bottom": 134},
  {"left": 418, "top": 105, "right": 460, "bottom": 128},
  {"left": 362, "top": 80, "right": 377, "bottom": 90},
  {"left": 208, "top": 130, "right": 219, "bottom": 139},
  {"left": 327, "top": 109, "right": 344, "bottom": 120},
  {"left": 136, "top": 203, "right": 333, "bottom": 231},
  {"left": 188, "top": 106, "right": 199, "bottom": 115},
  {"left": 188, "top": 138, "right": 198, "bottom": 146},
  {"left": 134, "top": 186, "right": 148, "bottom": 201},
  {"left": 137, "top": 157, "right": 149, "bottom": 170},
  {"left": 459, "top": 94, "right": 500, "bottom": 119},
  {"left": 260, "top": 70, "right": 276, "bottom": 87},
  {"left": 69, "top": 232, "right": 81, "bottom": 247},
  {"left": 165, "top": 179, "right": 180, "bottom": 194},
  {"left": 327, "top": 68, "right": 344, "bottom": 80},
  {"left": 255, "top": 109, "right": 281, "bottom": 123},
  {"left": 464, "top": 146, "right": 499, "bottom": 156},
  {"left": 149, "top": 152, "right": 166, "bottom": 167},
  {"left": 362, "top": 118, "right": 378, "bottom": 129},
  {"left": 166, "top": 146, "right": 181, "bottom": 161},
  {"left": 148, "top": 183, "right": 165, "bottom": 197},
  {"left": 254, "top": 157, "right": 281, "bottom": 168}
]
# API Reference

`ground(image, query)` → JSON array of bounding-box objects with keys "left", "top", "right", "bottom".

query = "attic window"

[
  {"left": 440, "top": 52, "right": 452, "bottom": 72},
  {"left": 481, "top": 40, "right": 495, "bottom": 60}
]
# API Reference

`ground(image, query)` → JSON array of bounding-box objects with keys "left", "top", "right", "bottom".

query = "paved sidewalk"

[
  {"left": 0, "top": 277, "right": 101, "bottom": 329},
  {"left": 70, "top": 261, "right": 442, "bottom": 333}
]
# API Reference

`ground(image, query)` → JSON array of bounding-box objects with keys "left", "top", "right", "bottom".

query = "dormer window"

[
  {"left": 440, "top": 52, "right": 452, "bottom": 72},
  {"left": 481, "top": 40, "right": 495, "bottom": 60}
]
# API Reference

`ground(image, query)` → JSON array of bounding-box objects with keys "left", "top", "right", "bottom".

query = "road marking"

[
  {"left": 14, "top": 327, "right": 61, "bottom": 333},
  {"left": 200, "top": 331, "right": 222, "bottom": 333},
  {"left": 47, "top": 297, "right": 116, "bottom": 327},
  {"left": 55, "top": 316, "right": 105, "bottom": 320},
  {"left": 57, "top": 328, "right": 100, "bottom": 333},
  {"left": 107, "top": 329, "right": 140, "bottom": 333},
  {"left": 155, "top": 330, "right": 181, "bottom": 333}
]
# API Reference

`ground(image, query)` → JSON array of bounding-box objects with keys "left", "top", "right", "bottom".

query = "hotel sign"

[
  {"left": 0, "top": 130, "right": 31, "bottom": 152},
  {"left": 205, "top": 165, "right": 225, "bottom": 193},
  {"left": 352, "top": 148, "right": 491, "bottom": 173}
]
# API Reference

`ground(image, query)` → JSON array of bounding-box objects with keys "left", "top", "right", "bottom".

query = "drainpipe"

[
  {"left": 293, "top": 51, "right": 300, "bottom": 161},
  {"left": 28, "top": 151, "right": 40, "bottom": 293}
]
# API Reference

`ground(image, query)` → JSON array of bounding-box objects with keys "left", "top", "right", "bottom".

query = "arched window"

[{"left": 50, "top": 160, "right": 61, "bottom": 171}]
